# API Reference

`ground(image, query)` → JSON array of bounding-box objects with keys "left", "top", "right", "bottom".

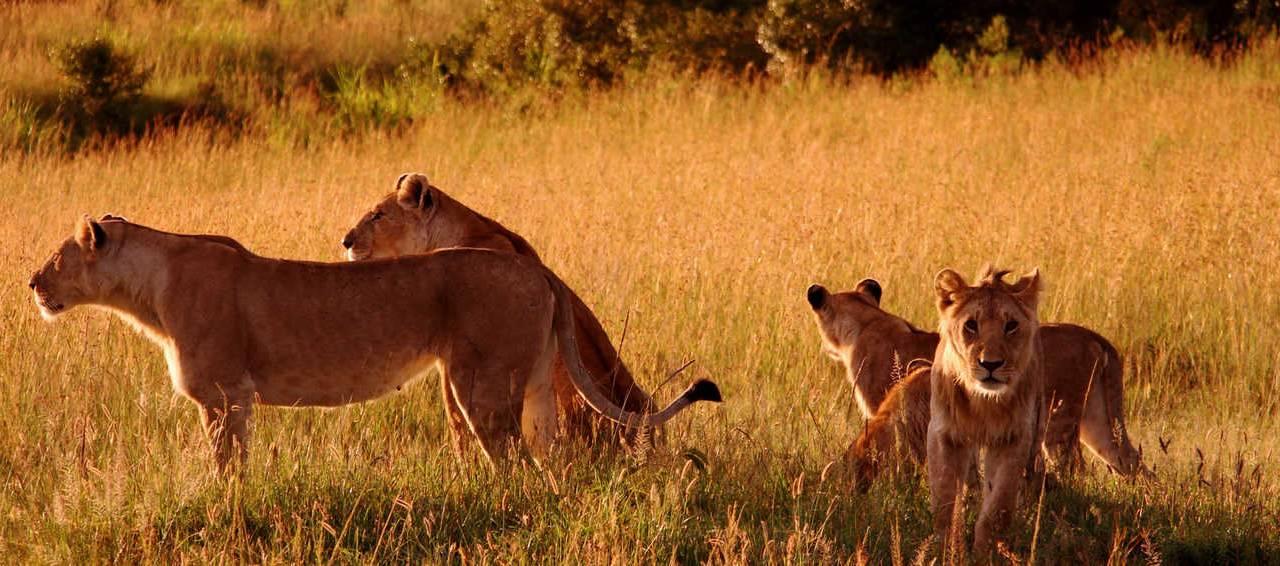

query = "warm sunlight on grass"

[{"left": 2, "top": 38, "right": 1279, "bottom": 562}]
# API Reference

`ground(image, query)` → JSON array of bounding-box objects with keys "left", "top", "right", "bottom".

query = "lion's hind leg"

[
  {"left": 445, "top": 354, "right": 530, "bottom": 466},
  {"left": 1079, "top": 403, "right": 1147, "bottom": 477},
  {"left": 521, "top": 333, "right": 560, "bottom": 465},
  {"left": 1078, "top": 364, "right": 1148, "bottom": 477}
]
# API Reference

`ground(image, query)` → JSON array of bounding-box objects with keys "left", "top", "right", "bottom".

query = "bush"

[
  {"left": 632, "top": 1, "right": 768, "bottom": 73},
  {"left": 436, "top": 0, "right": 768, "bottom": 94},
  {"left": 1116, "top": 0, "right": 1280, "bottom": 47},
  {"left": 52, "top": 37, "right": 150, "bottom": 127},
  {"left": 760, "top": 0, "right": 1279, "bottom": 75}
]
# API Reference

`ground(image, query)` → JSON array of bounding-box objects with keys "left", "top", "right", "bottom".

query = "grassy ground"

[
  {"left": 3, "top": 6, "right": 1280, "bottom": 562},
  {"left": 0, "top": 0, "right": 477, "bottom": 151}
]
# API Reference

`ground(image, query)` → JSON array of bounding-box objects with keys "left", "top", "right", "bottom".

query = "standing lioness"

[
  {"left": 341, "top": 173, "right": 656, "bottom": 446},
  {"left": 29, "top": 216, "right": 720, "bottom": 471}
]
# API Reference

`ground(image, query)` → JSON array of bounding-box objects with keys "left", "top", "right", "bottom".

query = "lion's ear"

[
  {"left": 75, "top": 215, "right": 107, "bottom": 251},
  {"left": 1009, "top": 268, "right": 1042, "bottom": 311},
  {"left": 855, "top": 278, "right": 882, "bottom": 305},
  {"left": 935, "top": 269, "right": 967, "bottom": 311},
  {"left": 395, "top": 173, "right": 433, "bottom": 210},
  {"left": 806, "top": 284, "right": 829, "bottom": 310}
]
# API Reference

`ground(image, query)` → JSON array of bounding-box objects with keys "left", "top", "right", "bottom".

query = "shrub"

[
  {"left": 632, "top": 1, "right": 768, "bottom": 73},
  {"left": 761, "top": 0, "right": 1279, "bottom": 75},
  {"left": 436, "top": 0, "right": 768, "bottom": 94},
  {"left": 52, "top": 37, "right": 150, "bottom": 126},
  {"left": 1116, "top": 0, "right": 1280, "bottom": 47},
  {"left": 758, "top": 0, "right": 964, "bottom": 76}
]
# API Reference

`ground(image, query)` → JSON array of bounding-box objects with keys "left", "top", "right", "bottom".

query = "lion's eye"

[
  {"left": 963, "top": 319, "right": 978, "bottom": 333},
  {"left": 371, "top": 211, "right": 384, "bottom": 221},
  {"left": 1005, "top": 320, "right": 1019, "bottom": 334}
]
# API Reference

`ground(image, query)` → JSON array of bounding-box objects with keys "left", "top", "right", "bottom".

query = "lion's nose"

[
  {"left": 979, "top": 359, "right": 1004, "bottom": 373},
  {"left": 341, "top": 233, "right": 355, "bottom": 249},
  {"left": 28, "top": 274, "right": 38, "bottom": 289}
]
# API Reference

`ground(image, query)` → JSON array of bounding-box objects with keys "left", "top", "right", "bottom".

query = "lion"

[
  {"left": 845, "top": 361, "right": 934, "bottom": 489},
  {"left": 927, "top": 267, "right": 1044, "bottom": 556},
  {"left": 28, "top": 215, "right": 721, "bottom": 473},
  {"left": 807, "top": 280, "right": 1146, "bottom": 480},
  {"left": 341, "top": 173, "right": 655, "bottom": 447}
]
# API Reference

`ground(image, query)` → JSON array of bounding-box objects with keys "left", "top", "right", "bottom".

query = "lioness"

[
  {"left": 807, "top": 279, "right": 1146, "bottom": 479},
  {"left": 846, "top": 362, "right": 933, "bottom": 489},
  {"left": 928, "top": 267, "right": 1043, "bottom": 556},
  {"left": 29, "top": 216, "right": 720, "bottom": 472},
  {"left": 341, "top": 173, "right": 655, "bottom": 446}
]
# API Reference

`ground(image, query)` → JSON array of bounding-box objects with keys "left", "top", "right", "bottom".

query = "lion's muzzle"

[{"left": 29, "top": 272, "right": 65, "bottom": 317}]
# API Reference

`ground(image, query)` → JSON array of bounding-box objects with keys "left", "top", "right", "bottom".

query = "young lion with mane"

[
  {"left": 806, "top": 277, "right": 1147, "bottom": 488},
  {"left": 928, "top": 267, "right": 1044, "bottom": 556}
]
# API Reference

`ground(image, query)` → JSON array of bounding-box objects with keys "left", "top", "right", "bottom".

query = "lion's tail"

[{"left": 540, "top": 268, "right": 721, "bottom": 429}]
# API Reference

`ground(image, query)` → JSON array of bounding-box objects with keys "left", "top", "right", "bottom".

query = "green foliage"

[
  {"left": 326, "top": 64, "right": 445, "bottom": 133},
  {"left": 928, "top": 46, "right": 964, "bottom": 82},
  {"left": 631, "top": 1, "right": 767, "bottom": 73},
  {"left": 929, "top": 15, "right": 1025, "bottom": 81},
  {"left": 760, "top": 0, "right": 1280, "bottom": 74},
  {"left": 437, "top": 0, "right": 768, "bottom": 93},
  {"left": 2, "top": 0, "right": 1278, "bottom": 153},
  {"left": 1116, "top": 0, "right": 1280, "bottom": 47},
  {"left": 52, "top": 37, "right": 151, "bottom": 123},
  {"left": 451, "top": 0, "right": 640, "bottom": 92},
  {"left": 0, "top": 100, "right": 66, "bottom": 153},
  {"left": 976, "top": 14, "right": 1010, "bottom": 55}
]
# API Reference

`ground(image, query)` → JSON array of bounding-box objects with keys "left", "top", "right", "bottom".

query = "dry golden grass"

[
  {"left": 0, "top": 0, "right": 472, "bottom": 90},
  {"left": 1, "top": 41, "right": 1279, "bottom": 562}
]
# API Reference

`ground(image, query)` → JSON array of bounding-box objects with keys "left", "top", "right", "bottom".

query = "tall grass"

[
  {"left": 0, "top": 0, "right": 476, "bottom": 151},
  {"left": 1, "top": 34, "right": 1279, "bottom": 565}
]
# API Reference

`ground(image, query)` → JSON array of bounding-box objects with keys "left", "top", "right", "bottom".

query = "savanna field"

[{"left": 2, "top": 1, "right": 1280, "bottom": 563}]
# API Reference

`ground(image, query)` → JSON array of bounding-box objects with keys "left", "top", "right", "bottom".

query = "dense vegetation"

[{"left": 3, "top": 0, "right": 1277, "bottom": 152}]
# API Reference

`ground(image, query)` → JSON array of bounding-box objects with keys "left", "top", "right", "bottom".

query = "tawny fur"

[
  {"left": 927, "top": 267, "right": 1044, "bottom": 557},
  {"left": 29, "top": 217, "right": 717, "bottom": 472},
  {"left": 808, "top": 279, "right": 1146, "bottom": 479},
  {"left": 343, "top": 173, "right": 656, "bottom": 448},
  {"left": 846, "top": 364, "right": 933, "bottom": 490}
]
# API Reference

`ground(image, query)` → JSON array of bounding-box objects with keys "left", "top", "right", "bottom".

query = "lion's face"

[
  {"left": 342, "top": 173, "right": 437, "bottom": 261},
  {"left": 935, "top": 268, "right": 1041, "bottom": 399},
  {"left": 806, "top": 279, "right": 884, "bottom": 361},
  {"left": 29, "top": 217, "right": 108, "bottom": 321}
]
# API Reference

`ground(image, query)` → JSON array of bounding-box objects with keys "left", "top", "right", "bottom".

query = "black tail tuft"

[{"left": 684, "top": 379, "right": 722, "bottom": 403}]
